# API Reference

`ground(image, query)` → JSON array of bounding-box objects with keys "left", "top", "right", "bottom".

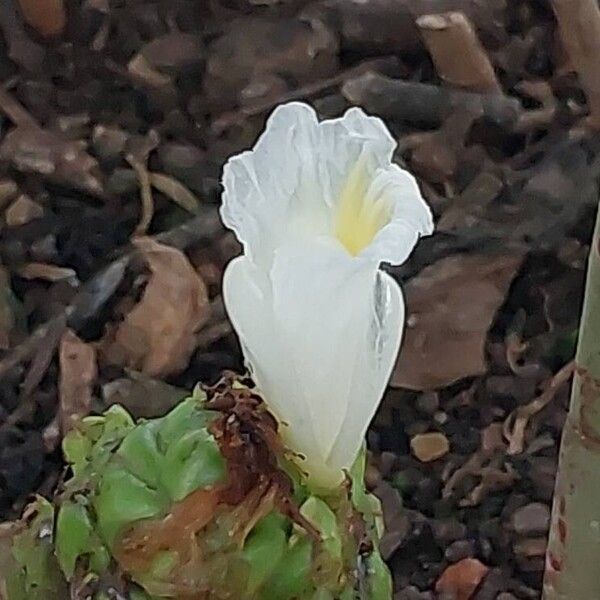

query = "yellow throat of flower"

[{"left": 335, "top": 161, "right": 391, "bottom": 256}]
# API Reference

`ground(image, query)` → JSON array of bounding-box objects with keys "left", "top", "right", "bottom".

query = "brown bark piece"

[
  {"left": 17, "top": 0, "right": 66, "bottom": 38},
  {"left": 58, "top": 329, "right": 97, "bottom": 434},
  {"left": 551, "top": 0, "right": 600, "bottom": 128},
  {"left": 101, "top": 238, "right": 210, "bottom": 377},
  {"left": 417, "top": 12, "right": 501, "bottom": 93},
  {"left": 393, "top": 252, "right": 524, "bottom": 390}
]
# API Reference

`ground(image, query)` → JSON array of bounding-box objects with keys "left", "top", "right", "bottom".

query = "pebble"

[
  {"left": 510, "top": 502, "right": 550, "bottom": 536},
  {"left": 416, "top": 391, "right": 440, "bottom": 415},
  {"left": 446, "top": 539, "right": 476, "bottom": 562},
  {"left": 394, "top": 587, "right": 434, "bottom": 600},
  {"left": 92, "top": 124, "right": 129, "bottom": 161},
  {"left": 436, "top": 558, "right": 489, "bottom": 600},
  {"left": 496, "top": 594, "right": 518, "bottom": 600},
  {"left": 513, "top": 537, "right": 547, "bottom": 557},
  {"left": 0, "top": 179, "right": 18, "bottom": 208},
  {"left": 410, "top": 432, "right": 450, "bottom": 462},
  {"left": 5, "top": 194, "right": 43, "bottom": 227},
  {"left": 431, "top": 519, "right": 468, "bottom": 545}
]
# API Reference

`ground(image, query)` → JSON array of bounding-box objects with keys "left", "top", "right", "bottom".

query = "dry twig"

[{"left": 503, "top": 360, "right": 575, "bottom": 455}]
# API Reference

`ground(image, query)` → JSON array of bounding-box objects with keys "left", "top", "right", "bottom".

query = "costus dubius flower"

[{"left": 221, "top": 102, "right": 433, "bottom": 490}]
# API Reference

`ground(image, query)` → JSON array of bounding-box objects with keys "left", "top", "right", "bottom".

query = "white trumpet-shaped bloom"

[{"left": 221, "top": 102, "right": 433, "bottom": 490}]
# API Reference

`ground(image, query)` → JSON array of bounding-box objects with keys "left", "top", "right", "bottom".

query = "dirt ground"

[{"left": 0, "top": 1, "right": 599, "bottom": 598}]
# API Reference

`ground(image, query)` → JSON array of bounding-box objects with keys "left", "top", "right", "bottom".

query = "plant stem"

[{"left": 543, "top": 207, "right": 600, "bottom": 598}]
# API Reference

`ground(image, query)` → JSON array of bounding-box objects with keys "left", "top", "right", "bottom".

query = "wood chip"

[
  {"left": 17, "top": 0, "right": 66, "bottom": 37},
  {"left": 417, "top": 12, "right": 501, "bottom": 93},
  {"left": 58, "top": 329, "right": 97, "bottom": 434},
  {"left": 436, "top": 558, "right": 489, "bottom": 599},
  {"left": 5, "top": 194, "right": 43, "bottom": 227},
  {"left": 393, "top": 252, "right": 524, "bottom": 390},
  {"left": 16, "top": 262, "right": 77, "bottom": 282},
  {"left": 101, "top": 238, "right": 210, "bottom": 377}
]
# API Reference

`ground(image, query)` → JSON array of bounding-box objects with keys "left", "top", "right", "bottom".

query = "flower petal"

[
  {"left": 269, "top": 239, "right": 377, "bottom": 462},
  {"left": 326, "top": 271, "right": 404, "bottom": 472},
  {"left": 220, "top": 103, "right": 325, "bottom": 267},
  {"left": 220, "top": 103, "right": 406, "bottom": 267},
  {"left": 359, "top": 164, "right": 434, "bottom": 265},
  {"left": 222, "top": 255, "right": 320, "bottom": 464}
]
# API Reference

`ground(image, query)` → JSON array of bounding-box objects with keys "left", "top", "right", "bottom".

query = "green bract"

[{"left": 7, "top": 385, "right": 392, "bottom": 599}]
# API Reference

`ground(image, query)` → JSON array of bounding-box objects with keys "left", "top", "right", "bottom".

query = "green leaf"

[
  {"left": 10, "top": 499, "right": 67, "bottom": 599},
  {"left": 364, "top": 550, "right": 392, "bottom": 600},
  {"left": 243, "top": 513, "right": 287, "bottom": 593},
  {"left": 148, "top": 550, "right": 179, "bottom": 579},
  {"left": 300, "top": 497, "right": 342, "bottom": 561},
  {"left": 161, "top": 429, "right": 225, "bottom": 502},
  {"left": 156, "top": 397, "right": 212, "bottom": 452},
  {"left": 311, "top": 589, "right": 335, "bottom": 600},
  {"left": 117, "top": 422, "right": 162, "bottom": 488},
  {"left": 55, "top": 502, "right": 109, "bottom": 578},
  {"left": 261, "top": 537, "right": 313, "bottom": 600},
  {"left": 94, "top": 468, "right": 166, "bottom": 547},
  {"left": 62, "top": 430, "right": 92, "bottom": 475}
]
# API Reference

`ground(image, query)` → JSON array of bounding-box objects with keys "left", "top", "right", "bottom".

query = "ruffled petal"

[
  {"left": 359, "top": 164, "right": 434, "bottom": 265},
  {"left": 220, "top": 103, "right": 407, "bottom": 267},
  {"left": 220, "top": 103, "right": 326, "bottom": 268}
]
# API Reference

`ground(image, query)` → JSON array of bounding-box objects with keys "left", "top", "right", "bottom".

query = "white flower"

[{"left": 221, "top": 102, "right": 433, "bottom": 490}]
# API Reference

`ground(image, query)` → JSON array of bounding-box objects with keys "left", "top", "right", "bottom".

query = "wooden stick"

[
  {"left": 551, "top": 0, "right": 600, "bottom": 128},
  {"left": 417, "top": 12, "right": 501, "bottom": 93}
]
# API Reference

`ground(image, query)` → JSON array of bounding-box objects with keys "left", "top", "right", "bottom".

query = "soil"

[{"left": 0, "top": 1, "right": 599, "bottom": 599}]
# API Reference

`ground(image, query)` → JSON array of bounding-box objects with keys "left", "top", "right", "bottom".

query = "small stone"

[
  {"left": 106, "top": 168, "right": 139, "bottom": 195},
  {"left": 496, "top": 594, "right": 518, "bottom": 600},
  {"left": 410, "top": 431, "right": 450, "bottom": 462},
  {"left": 92, "top": 124, "right": 129, "bottom": 161},
  {"left": 5, "top": 195, "right": 43, "bottom": 227},
  {"left": 434, "top": 410, "right": 449, "bottom": 424},
  {"left": 157, "top": 142, "right": 206, "bottom": 192},
  {"left": 431, "top": 519, "right": 468, "bottom": 545},
  {"left": 513, "top": 537, "right": 547, "bottom": 557},
  {"left": 446, "top": 539, "right": 476, "bottom": 562},
  {"left": 0, "top": 179, "right": 18, "bottom": 207},
  {"left": 394, "top": 587, "right": 434, "bottom": 600},
  {"left": 378, "top": 450, "right": 397, "bottom": 477},
  {"left": 510, "top": 502, "right": 550, "bottom": 536},
  {"left": 436, "top": 559, "right": 489, "bottom": 600},
  {"left": 416, "top": 391, "right": 440, "bottom": 414},
  {"left": 481, "top": 423, "right": 505, "bottom": 453}
]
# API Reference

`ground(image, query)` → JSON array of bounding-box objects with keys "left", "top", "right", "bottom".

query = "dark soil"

[{"left": 0, "top": 1, "right": 598, "bottom": 599}]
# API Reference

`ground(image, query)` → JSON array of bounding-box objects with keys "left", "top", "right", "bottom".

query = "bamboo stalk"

[{"left": 543, "top": 207, "right": 600, "bottom": 598}]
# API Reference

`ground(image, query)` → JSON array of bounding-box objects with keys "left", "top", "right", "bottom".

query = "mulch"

[{"left": 0, "top": 1, "right": 599, "bottom": 598}]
